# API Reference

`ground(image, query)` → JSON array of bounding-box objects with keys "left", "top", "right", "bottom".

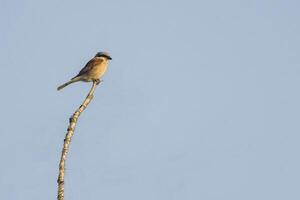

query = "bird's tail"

[{"left": 57, "top": 77, "right": 81, "bottom": 91}]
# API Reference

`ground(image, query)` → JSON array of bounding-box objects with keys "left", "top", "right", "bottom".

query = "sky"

[{"left": 0, "top": 0, "right": 299, "bottom": 199}]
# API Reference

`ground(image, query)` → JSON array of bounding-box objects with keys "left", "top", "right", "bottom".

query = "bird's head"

[{"left": 95, "top": 52, "right": 112, "bottom": 60}]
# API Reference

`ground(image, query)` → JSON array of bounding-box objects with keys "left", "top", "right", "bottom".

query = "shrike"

[{"left": 57, "top": 52, "right": 112, "bottom": 91}]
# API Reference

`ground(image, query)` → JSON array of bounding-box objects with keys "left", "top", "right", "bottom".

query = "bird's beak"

[{"left": 107, "top": 56, "right": 112, "bottom": 60}]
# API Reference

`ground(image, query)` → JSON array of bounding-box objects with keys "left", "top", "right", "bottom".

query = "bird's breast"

[{"left": 92, "top": 62, "right": 108, "bottom": 78}]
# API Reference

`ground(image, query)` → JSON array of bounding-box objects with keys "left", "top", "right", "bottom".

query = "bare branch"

[{"left": 57, "top": 81, "right": 98, "bottom": 200}]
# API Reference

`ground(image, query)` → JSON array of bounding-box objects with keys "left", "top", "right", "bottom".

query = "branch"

[{"left": 57, "top": 81, "right": 98, "bottom": 200}]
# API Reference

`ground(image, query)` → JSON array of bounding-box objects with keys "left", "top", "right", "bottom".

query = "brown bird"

[{"left": 57, "top": 52, "right": 112, "bottom": 90}]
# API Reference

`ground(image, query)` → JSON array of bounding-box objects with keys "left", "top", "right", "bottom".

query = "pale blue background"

[{"left": 0, "top": 0, "right": 299, "bottom": 199}]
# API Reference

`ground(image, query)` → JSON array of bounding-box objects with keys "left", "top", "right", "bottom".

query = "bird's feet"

[{"left": 95, "top": 79, "right": 102, "bottom": 85}]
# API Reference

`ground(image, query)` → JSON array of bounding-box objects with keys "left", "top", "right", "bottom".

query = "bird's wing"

[{"left": 73, "top": 58, "right": 103, "bottom": 78}]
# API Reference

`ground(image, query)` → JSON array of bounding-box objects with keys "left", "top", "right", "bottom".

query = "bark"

[{"left": 57, "top": 81, "right": 98, "bottom": 200}]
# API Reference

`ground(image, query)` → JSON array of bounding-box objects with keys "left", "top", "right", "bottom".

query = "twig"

[{"left": 57, "top": 81, "right": 98, "bottom": 200}]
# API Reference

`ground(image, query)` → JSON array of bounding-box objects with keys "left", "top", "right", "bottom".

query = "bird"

[{"left": 57, "top": 52, "right": 112, "bottom": 91}]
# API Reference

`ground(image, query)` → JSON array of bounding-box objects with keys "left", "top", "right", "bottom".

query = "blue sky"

[{"left": 0, "top": 0, "right": 299, "bottom": 199}]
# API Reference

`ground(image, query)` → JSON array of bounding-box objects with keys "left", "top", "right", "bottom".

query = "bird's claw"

[{"left": 95, "top": 79, "right": 102, "bottom": 85}]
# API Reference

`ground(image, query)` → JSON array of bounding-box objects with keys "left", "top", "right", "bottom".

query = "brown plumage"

[{"left": 57, "top": 52, "right": 112, "bottom": 91}]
